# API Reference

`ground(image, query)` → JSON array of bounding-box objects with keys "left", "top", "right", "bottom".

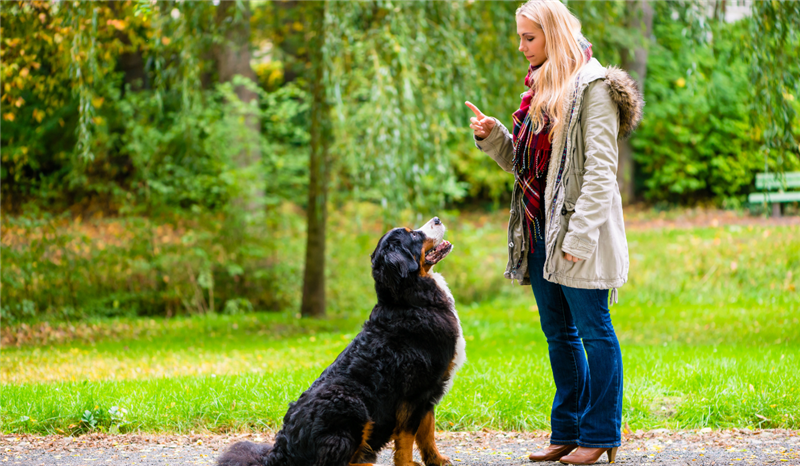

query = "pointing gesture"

[{"left": 466, "top": 101, "right": 496, "bottom": 139}]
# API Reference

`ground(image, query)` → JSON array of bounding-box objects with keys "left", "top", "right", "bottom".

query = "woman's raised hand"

[{"left": 465, "top": 101, "right": 496, "bottom": 139}]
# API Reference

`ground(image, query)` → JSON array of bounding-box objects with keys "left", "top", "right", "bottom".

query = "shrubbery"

[
  {"left": 631, "top": 15, "right": 798, "bottom": 206},
  {"left": 1, "top": 209, "right": 304, "bottom": 324}
]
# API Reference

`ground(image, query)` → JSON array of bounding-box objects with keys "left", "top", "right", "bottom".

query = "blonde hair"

[{"left": 516, "top": 0, "right": 587, "bottom": 141}]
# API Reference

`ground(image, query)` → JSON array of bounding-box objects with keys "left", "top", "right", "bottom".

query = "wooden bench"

[{"left": 748, "top": 172, "right": 800, "bottom": 217}]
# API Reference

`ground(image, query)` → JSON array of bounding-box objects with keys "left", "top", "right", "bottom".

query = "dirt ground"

[
  {"left": 621, "top": 206, "right": 800, "bottom": 231},
  {"left": 3, "top": 429, "right": 799, "bottom": 466}
]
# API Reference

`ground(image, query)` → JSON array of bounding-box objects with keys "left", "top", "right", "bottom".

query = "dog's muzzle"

[{"left": 417, "top": 217, "right": 453, "bottom": 265}]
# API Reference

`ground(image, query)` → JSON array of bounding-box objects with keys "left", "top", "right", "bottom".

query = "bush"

[
  {"left": 631, "top": 14, "right": 800, "bottom": 205},
  {"left": 0, "top": 209, "right": 305, "bottom": 324}
]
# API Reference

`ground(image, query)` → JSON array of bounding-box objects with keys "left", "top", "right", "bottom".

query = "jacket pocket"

[{"left": 563, "top": 168, "right": 586, "bottom": 211}]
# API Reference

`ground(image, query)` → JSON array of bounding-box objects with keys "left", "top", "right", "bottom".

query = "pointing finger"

[{"left": 465, "top": 101, "right": 485, "bottom": 119}]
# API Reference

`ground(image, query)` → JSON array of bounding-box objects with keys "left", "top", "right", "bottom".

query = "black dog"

[{"left": 217, "top": 217, "right": 464, "bottom": 466}]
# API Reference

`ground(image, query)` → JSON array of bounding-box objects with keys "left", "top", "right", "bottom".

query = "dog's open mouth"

[{"left": 425, "top": 240, "right": 452, "bottom": 265}]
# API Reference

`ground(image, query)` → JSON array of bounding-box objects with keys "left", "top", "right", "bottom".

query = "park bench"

[{"left": 748, "top": 172, "right": 800, "bottom": 217}]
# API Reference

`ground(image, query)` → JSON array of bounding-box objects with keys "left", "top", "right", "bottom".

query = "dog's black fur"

[{"left": 217, "top": 226, "right": 459, "bottom": 466}]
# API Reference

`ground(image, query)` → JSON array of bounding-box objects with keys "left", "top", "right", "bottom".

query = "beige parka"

[{"left": 474, "top": 58, "right": 644, "bottom": 303}]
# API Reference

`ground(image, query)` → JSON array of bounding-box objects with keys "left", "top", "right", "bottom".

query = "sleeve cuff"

[
  {"left": 562, "top": 232, "right": 596, "bottom": 261},
  {"left": 473, "top": 118, "right": 501, "bottom": 151}
]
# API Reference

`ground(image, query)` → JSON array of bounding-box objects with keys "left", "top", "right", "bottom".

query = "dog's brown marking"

[
  {"left": 392, "top": 430, "right": 417, "bottom": 466},
  {"left": 442, "top": 357, "right": 456, "bottom": 382},
  {"left": 390, "top": 403, "right": 420, "bottom": 466},
  {"left": 404, "top": 227, "right": 412, "bottom": 232},
  {"left": 419, "top": 237, "right": 436, "bottom": 276},
  {"left": 350, "top": 420, "right": 375, "bottom": 465},
  {"left": 415, "top": 410, "right": 450, "bottom": 466},
  {"left": 395, "top": 402, "right": 413, "bottom": 430}
]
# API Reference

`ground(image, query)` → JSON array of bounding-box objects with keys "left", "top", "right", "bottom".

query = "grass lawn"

[{"left": 1, "top": 219, "right": 798, "bottom": 435}]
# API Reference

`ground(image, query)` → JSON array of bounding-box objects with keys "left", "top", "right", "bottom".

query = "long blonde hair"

[{"left": 516, "top": 0, "right": 588, "bottom": 140}]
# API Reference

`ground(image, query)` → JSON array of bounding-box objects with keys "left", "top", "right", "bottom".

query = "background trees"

[{"left": 2, "top": 0, "right": 799, "bottom": 319}]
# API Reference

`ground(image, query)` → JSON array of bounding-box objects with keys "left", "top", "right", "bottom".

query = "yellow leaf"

[
  {"left": 33, "top": 109, "right": 45, "bottom": 123},
  {"left": 161, "top": 36, "right": 171, "bottom": 45},
  {"left": 20, "top": 68, "right": 29, "bottom": 78},
  {"left": 676, "top": 77, "right": 686, "bottom": 88},
  {"left": 14, "top": 97, "right": 24, "bottom": 107},
  {"left": 292, "top": 21, "right": 303, "bottom": 32},
  {"left": 3, "top": 113, "right": 15, "bottom": 121},
  {"left": 92, "top": 97, "right": 104, "bottom": 108},
  {"left": 107, "top": 19, "right": 127, "bottom": 31}
]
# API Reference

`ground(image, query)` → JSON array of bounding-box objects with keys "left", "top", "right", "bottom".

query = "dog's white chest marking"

[{"left": 430, "top": 272, "right": 466, "bottom": 399}]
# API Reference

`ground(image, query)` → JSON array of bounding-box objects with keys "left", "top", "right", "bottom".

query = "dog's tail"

[{"left": 216, "top": 440, "right": 275, "bottom": 466}]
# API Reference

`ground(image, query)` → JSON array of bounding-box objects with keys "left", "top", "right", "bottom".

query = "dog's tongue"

[{"left": 425, "top": 240, "right": 453, "bottom": 264}]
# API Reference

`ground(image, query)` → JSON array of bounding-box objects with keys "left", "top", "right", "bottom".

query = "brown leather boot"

[
  {"left": 528, "top": 444, "right": 578, "bottom": 462},
  {"left": 559, "top": 446, "right": 618, "bottom": 464}
]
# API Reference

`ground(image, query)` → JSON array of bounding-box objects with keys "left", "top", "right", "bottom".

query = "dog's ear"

[
  {"left": 370, "top": 232, "right": 388, "bottom": 262},
  {"left": 372, "top": 243, "right": 419, "bottom": 288}
]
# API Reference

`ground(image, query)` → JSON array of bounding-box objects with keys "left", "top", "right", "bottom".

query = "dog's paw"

[{"left": 425, "top": 456, "right": 451, "bottom": 466}]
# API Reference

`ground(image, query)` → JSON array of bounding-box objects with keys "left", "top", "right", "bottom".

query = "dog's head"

[{"left": 370, "top": 217, "right": 453, "bottom": 296}]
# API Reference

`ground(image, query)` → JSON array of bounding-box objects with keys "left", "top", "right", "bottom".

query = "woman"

[{"left": 466, "top": 1, "right": 643, "bottom": 464}]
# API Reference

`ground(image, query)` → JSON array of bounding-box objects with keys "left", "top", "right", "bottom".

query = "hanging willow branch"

[
  {"left": 67, "top": 3, "right": 99, "bottom": 161},
  {"left": 325, "top": 1, "right": 480, "bottom": 219},
  {"left": 749, "top": 1, "right": 800, "bottom": 172}
]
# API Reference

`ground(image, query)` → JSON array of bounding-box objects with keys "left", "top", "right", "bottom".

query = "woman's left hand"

[{"left": 564, "top": 253, "right": 582, "bottom": 263}]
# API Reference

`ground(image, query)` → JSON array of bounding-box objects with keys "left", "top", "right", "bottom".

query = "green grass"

[
  {"left": 2, "top": 299, "right": 798, "bottom": 434},
  {"left": 1, "top": 220, "right": 799, "bottom": 435}
]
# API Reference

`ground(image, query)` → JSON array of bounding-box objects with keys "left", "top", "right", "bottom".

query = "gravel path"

[{"left": 3, "top": 429, "right": 799, "bottom": 466}]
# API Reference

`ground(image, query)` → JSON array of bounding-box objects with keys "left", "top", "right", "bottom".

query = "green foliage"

[
  {"left": 0, "top": 1, "right": 126, "bottom": 207},
  {"left": 325, "top": 2, "right": 482, "bottom": 216},
  {"left": 4, "top": 205, "right": 798, "bottom": 326},
  {"left": 748, "top": 0, "right": 800, "bottom": 171},
  {"left": 632, "top": 13, "right": 779, "bottom": 205},
  {"left": 5, "top": 0, "right": 800, "bottom": 212},
  {"left": 0, "top": 208, "right": 305, "bottom": 324}
]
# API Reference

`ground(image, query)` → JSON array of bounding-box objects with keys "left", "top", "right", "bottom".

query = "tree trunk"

[
  {"left": 301, "top": 1, "right": 331, "bottom": 318},
  {"left": 618, "top": 0, "right": 653, "bottom": 204},
  {"left": 715, "top": 0, "right": 728, "bottom": 22},
  {"left": 215, "top": 0, "right": 263, "bottom": 214}
]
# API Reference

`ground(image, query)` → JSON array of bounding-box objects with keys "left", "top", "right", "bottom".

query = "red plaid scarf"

[{"left": 512, "top": 38, "right": 593, "bottom": 251}]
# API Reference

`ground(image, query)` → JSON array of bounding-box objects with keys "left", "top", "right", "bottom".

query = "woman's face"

[{"left": 517, "top": 15, "right": 546, "bottom": 67}]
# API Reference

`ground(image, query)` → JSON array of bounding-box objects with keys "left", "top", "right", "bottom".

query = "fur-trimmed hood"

[
  {"left": 603, "top": 66, "right": 645, "bottom": 139},
  {"left": 575, "top": 58, "right": 645, "bottom": 140}
]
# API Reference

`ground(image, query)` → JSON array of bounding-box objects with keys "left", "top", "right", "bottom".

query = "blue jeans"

[{"left": 528, "top": 237, "right": 623, "bottom": 448}]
